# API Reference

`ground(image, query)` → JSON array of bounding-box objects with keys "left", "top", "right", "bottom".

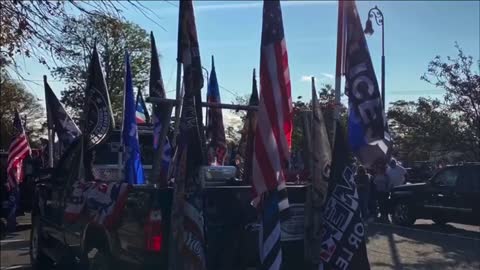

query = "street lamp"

[
  {"left": 364, "top": 5, "right": 385, "bottom": 111},
  {"left": 202, "top": 66, "right": 209, "bottom": 84}
]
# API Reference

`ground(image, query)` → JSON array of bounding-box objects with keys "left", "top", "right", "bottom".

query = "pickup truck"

[
  {"left": 30, "top": 128, "right": 308, "bottom": 270},
  {"left": 389, "top": 164, "right": 480, "bottom": 226}
]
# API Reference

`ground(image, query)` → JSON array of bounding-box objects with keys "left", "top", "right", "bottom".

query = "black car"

[{"left": 389, "top": 164, "right": 480, "bottom": 226}]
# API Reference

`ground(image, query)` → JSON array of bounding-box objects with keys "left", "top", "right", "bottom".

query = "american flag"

[
  {"left": 253, "top": 1, "right": 293, "bottom": 269},
  {"left": 253, "top": 0, "right": 292, "bottom": 214},
  {"left": 6, "top": 109, "right": 31, "bottom": 191},
  {"left": 135, "top": 89, "right": 150, "bottom": 124}
]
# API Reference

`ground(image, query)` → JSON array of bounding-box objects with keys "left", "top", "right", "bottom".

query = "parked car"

[
  {"left": 389, "top": 164, "right": 480, "bottom": 226},
  {"left": 30, "top": 129, "right": 307, "bottom": 270}
]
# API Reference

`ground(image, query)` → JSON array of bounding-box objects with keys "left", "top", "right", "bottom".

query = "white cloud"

[
  {"left": 301, "top": 73, "right": 335, "bottom": 83},
  {"left": 321, "top": 73, "right": 334, "bottom": 79},
  {"left": 300, "top": 75, "right": 313, "bottom": 82}
]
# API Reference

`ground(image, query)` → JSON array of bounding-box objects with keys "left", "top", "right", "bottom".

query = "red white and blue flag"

[
  {"left": 135, "top": 89, "right": 150, "bottom": 124},
  {"left": 252, "top": 1, "right": 293, "bottom": 269},
  {"left": 6, "top": 109, "right": 31, "bottom": 191}
]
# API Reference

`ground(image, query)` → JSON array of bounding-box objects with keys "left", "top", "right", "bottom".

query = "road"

[
  {"left": 366, "top": 219, "right": 480, "bottom": 270},
  {"left": 1, "top": 215, "right": 479, "bottom": 270}
]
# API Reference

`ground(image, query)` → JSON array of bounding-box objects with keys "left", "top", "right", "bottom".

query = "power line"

[
  {"left": 200, "top": 73, "right": 240, "bottom": 98},
  {"left": 164, "top": 0, "right": 178, "bottom": 8}
]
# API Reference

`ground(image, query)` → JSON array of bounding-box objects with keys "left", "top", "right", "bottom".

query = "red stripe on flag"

[
  {"left": 253, "top": 128, "right": 278, "bottom": 195},
  {"left": 7, "top": 141, "right": 28, "bottom": 171},
  {"left": 274, "top": 41, "right": 293, "bottom": 151},
  {"left": 259, "top": 54, "right": 284, "bottom": 160}
]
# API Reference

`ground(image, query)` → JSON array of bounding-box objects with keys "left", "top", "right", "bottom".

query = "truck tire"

[
  {"left": 392, "top": 202, "right": 416, "bottom": 226},
  {"left": 30, "top": 217, "right": 51, "bottom": 269}
]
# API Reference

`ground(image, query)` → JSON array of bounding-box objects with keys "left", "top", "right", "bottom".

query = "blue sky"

[{"left": 17, "top": 0, "right": 480, "bottom": 109}]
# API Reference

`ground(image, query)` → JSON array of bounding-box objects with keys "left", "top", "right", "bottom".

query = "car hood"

[{"left": 392, "top": 182, "right": 428, "bottom": 192}]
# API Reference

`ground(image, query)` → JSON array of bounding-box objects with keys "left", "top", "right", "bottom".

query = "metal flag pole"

[
  {"left": 172, "top": 3, "right": 185, "bottom": 149},
  {"left": 44, "top": 75, "right": 54, "bottom": 168},
  {"left": 333, "top": 0, "right": 345, "bottom": 145},
  {"left": 171, "top": 64, "right": 183, "bottom": 148},
  {"left": 168, "top": 4, "right": 184, "bottom": 270},
  {"left": 364, "top": 5, "right": 385, "bottom": 111}
]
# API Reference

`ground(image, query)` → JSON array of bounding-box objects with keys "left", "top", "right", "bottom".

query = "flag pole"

[
  {"left": 172, "top": 3, "right": 184, "bottom": 149},
  {"left": 333, "top": 0, "right": 345, "bottom": 143},
  {"left": 44, "top": 75, "right": 54, "bottom": 168},
  {"left": 168, "top": 3, "right": 184, "bottom": 269}
]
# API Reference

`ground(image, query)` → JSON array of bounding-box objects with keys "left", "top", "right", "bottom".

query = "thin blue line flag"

[{"left": 122, "top": 51, "right": 145, "bottom": 184}]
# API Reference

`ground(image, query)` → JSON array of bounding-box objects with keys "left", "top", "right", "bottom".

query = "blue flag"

[
  {"left": 206, "top": 56, "right": 227, "bottom": 165},
  {"left": 122, "top": 51, "right": 145, "bottom": 184}
]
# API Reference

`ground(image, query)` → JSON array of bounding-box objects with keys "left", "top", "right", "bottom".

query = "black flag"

[
  {"left": 82, "top": 45, "right": 114, "bottom": 180},
  {"left": 149, "top": 32, "right": 173, "bottom": 186},
  {"left": 238, "top": 68, "right": 259, "bottom": 183},
  {"left": 44, "top": 76, "right": 81, "bottom": 148},
  {"left": 318, "top": 121, "right": 370, "bottom": 270},
  {"left": 168, "top": 1, "right": 207, "bottom": 269},
  {"left": 344, "top": 0, "right": 392, "bottom": 168},
  {"left": 82, "top": 45, "right": 114, "bottom": 149}
]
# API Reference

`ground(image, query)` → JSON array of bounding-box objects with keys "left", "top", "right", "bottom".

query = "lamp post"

[
  {"left": 202, "top": 66, "right": 209, "bottom": 84},
  {"left": 364, "top": 5, "right": 385, "bottom": 111}
]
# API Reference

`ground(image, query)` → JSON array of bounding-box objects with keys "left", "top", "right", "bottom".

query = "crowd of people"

[{"left": 354, "top": 159, "right": 407, "bottom": 223}]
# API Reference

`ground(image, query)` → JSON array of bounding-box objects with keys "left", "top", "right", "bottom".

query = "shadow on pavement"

[
  {"left": 0, "top": 265, "right": 32, "bottom": 270},
  {"left": 0, "top": 240, "right": 30, "bottom": 251},
  {"left": 15, "top": 224, "right": 31, "bottom": 233},
  {"left": 411, "top": 223, "right": 480, "bottom": 240},
  {"left": 367, "top": 222, "right": 480, "bottom": 270}
]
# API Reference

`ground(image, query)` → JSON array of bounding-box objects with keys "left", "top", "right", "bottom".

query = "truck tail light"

[{"left": 144, "top": 209, "right": 163, "bottom": 252}]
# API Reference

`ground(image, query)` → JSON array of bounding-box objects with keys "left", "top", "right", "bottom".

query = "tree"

[
  {"left": 387, "top": 98, "right": 472, "bottom": 162},
  {"left": 0, "top": 72, "right": 45, "bottom": 149},
  {"left": 52, "top": 14, "right": 150, "bottom": 122},
  {"left": 420, "top": 44, "right": 480, "bottom": 160},
  {"left": 0, "top": 0, "right": 158, "bottom": 78},
  {"left": 291, "top": 84, "right": 347, "bottom": 153}
]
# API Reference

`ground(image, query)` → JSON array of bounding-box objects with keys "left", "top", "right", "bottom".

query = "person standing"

[
  {"left": 373, "top": 163, "right": 390, "bottom": 222},
  {"left": 354, "top": 166, "right": 371, "bottom": 221},
  {"left": 387, "top": 159, "right": 407, "bottom": 190}
]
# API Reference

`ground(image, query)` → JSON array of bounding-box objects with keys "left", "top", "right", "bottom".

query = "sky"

[{"left": 15, "top": 0, "right": 480, "bottom": 114}]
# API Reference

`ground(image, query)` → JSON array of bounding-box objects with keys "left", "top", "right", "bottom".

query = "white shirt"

[
  {"left": 387, "top": 165, "right": 407, "bottom": 189},
  {"left": 374, "top": 174, "right": 389, "bottom": 192}
]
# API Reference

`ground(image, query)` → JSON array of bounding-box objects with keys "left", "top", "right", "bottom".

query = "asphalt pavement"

[{"left": 1, "top": 215, "right": 479, "bottom": 270}]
